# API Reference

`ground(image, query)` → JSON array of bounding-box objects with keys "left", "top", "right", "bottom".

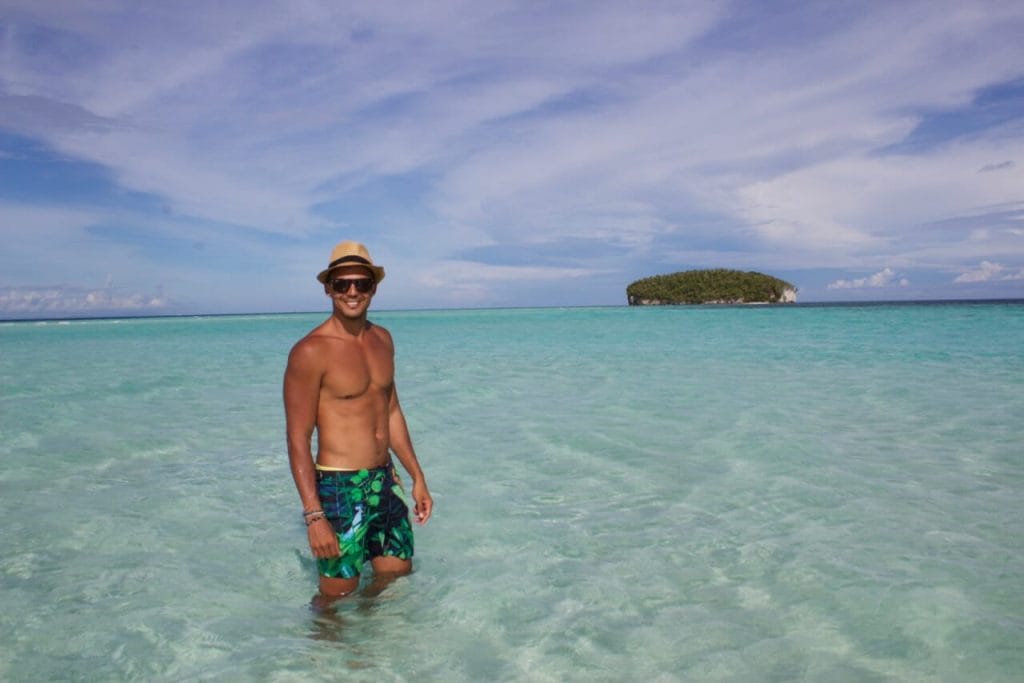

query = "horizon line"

[{"left": 3, "top": 297, "right": 1024, "bottom": 324}]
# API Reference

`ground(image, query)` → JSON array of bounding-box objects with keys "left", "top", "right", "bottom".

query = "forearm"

[
  {"left": 390, "top": 442, "right": 425, "bottom": 484},
  {"left": 287, "top": 433, "right": 322, "bottom": 511},
  {"left": 388, "top": 406, "right": 432, "bottom": 524},
  {"left": 388, "top": 411, "right": 426, "bottom": 484}
]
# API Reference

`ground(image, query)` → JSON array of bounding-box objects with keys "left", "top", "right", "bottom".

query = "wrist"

[{"left": 303, "top": 509, "right": 327, "bottom": 526}]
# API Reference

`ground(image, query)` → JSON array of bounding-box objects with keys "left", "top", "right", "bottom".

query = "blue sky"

[{"left": 1, "top": 0, "right": 1023, "bottom": 318}]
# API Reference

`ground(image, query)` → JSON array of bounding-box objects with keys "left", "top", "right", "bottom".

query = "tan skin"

[{"left": 283, "top": 265, "right": 433, "bottom": 599}]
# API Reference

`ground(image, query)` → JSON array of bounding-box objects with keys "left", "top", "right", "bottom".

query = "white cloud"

[
  {"left": 0, "top": 1, "right": 725, "bottom": 238},
  {"left": 828, "top": 267, "right": 908, "bottom": 289},
  {"left": 430, "top": 1, "right": 1024, "bottom": 272},
  {"left": 2, "top": 1, "right": 1024, "bottom": 307},
  {"left": 954, "top": 260, "right": 1024, "bottom": 283},
  {"left": 736, "top": 136, "right": 1024, "bottom": 264},
  {"left": 0, "top": 284, "right": 168, "bottom": 317}
]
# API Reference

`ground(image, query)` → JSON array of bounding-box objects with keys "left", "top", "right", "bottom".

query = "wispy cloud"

[
  {"left": 1, "top": 0, "right": 1023, "bottom": 313},
  {"left": 0, "top": 282, "right": 169, "bottom": 317},
  {"left": 412, "top": 260, "right": 599, "bottom": 307},
  {"left": 954, "top": 260, "right": 1024, "bottom": 282},
  {"left": 828, "top": 268, "right": 909, "bottom": 290}
]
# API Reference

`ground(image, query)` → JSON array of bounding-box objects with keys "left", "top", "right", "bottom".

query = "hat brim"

[{"left": 317, "top": 263, "right": 385, "bottom": 284}]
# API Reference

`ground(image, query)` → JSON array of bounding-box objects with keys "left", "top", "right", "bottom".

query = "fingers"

[
  {"left": 415, "top": 496, "right": 433, "bottom": 525},
  {"left": 308, "top": 519, "right": 340, "bottom": 558},
  {"left": 317, "top": 540, "right": 340, "bottom": 558},
  {"left": 313, "top": 541, "right": 341, "bottom": 559}
]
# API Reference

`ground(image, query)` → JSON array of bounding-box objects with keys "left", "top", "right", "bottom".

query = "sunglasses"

[{"left": 330, "top": 277, "right": 374, "bottom": 294}]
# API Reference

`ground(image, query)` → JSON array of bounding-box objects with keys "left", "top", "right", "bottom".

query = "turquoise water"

[{"left": 1, "top": 303, "right": 1022, "bottom": 681}]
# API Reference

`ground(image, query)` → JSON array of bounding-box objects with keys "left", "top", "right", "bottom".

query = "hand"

[
  {"left": 307, "top": 517, "right": 340, "bottom": 558},
  {"left": 412, "top": 480, "right": 433, "bottom": 525}
]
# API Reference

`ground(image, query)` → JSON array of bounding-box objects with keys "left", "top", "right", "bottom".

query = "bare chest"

[{"left": 320, "top": 340, "right": 393, "bottom": 400}]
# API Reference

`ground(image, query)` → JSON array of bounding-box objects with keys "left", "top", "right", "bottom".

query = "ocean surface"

[{"left": 1, "top": 302, "right": 1022, "bottom": 682}]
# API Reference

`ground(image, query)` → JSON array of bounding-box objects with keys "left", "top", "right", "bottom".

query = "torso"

[{"left": 303, "top": 319, "right": 395, "bottom": 470}]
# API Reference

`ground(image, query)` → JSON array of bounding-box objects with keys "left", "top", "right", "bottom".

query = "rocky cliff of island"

[{"left": 627, "top": 269, "right": 797, "bottom": 305}]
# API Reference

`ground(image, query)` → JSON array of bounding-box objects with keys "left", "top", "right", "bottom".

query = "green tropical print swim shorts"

[{"left": 316, "top": 464, "right": 414, "bottom": 579}]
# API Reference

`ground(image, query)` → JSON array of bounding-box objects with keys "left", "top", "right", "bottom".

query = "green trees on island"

[{"left": 627, "top": 269, "right": 797, "bottom": 305}]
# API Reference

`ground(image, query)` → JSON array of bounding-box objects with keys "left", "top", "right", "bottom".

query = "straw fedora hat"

[{"left": 316, "top": 241, "right": 386, "bottom": 283}]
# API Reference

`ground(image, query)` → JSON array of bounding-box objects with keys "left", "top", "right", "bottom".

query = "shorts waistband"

[{"left": 315, "top": 462, "right": 391, "bottom": 478}]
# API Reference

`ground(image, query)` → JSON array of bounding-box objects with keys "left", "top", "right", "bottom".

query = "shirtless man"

[{"left": 283, "top": 241, "right": 432, "bottom": 599}]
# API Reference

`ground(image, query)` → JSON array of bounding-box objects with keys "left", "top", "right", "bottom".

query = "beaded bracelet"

[
  {"left": 304, "top": 511, "right": 326, "bottom": 526},
  {"left": 302, "top": 508, "right": 324, "bottom": 518}
]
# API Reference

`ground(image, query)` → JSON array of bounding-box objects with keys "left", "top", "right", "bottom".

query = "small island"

[{"left": 627, "top": 269, "right": 797, "bottom": 305}]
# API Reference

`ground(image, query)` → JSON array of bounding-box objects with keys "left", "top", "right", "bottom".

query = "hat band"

[{"left": 328, "top": 255, "right": 372, "bottom": 269}]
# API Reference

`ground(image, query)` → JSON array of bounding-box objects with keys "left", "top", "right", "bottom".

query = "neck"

[{"left": 330, "top": 312, "right": 368, "bottom": 338}]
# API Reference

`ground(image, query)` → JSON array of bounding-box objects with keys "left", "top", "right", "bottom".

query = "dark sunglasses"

[{"left": 330, "top": 277, "right": 374, "bottom": 294}]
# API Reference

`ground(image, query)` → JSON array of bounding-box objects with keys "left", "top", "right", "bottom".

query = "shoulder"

[
  {"left": 287, "top": 325, "right": 333, "bottom": 370},
  {"left": 366, "top": 320, "right": 395, "bottom": 351}
]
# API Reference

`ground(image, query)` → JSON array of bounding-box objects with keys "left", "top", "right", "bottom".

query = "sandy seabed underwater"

[{"left": 1, "top": 302, "right": 1022, "bottom": 682}]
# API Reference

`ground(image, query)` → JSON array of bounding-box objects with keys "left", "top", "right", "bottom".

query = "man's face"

[{"left": 325, "top": 265, "right": 376, "bottom": 319}]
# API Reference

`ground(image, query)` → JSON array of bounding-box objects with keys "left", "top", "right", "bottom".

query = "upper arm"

[
  {"left": 368, "top": 324, "right": 400, "bottom": 411},
  {"left": 283, "top": 340, "right": 323, "bottom": 439},
  {"left": 389, "top": 382, "right": 403, "bottom": 415}
]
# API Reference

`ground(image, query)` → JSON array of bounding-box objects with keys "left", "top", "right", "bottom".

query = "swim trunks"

[{"left": 315, "top": 463, "right": 414, "bottom": 579}]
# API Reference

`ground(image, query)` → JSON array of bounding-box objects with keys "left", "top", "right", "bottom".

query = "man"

[{"left": 284, "top": 240, "right": 432, "bottom": 599}]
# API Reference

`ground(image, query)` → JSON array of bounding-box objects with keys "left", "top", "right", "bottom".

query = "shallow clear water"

[{"left": 1, "top": 303, "right": 1022, "bottom": 681}]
